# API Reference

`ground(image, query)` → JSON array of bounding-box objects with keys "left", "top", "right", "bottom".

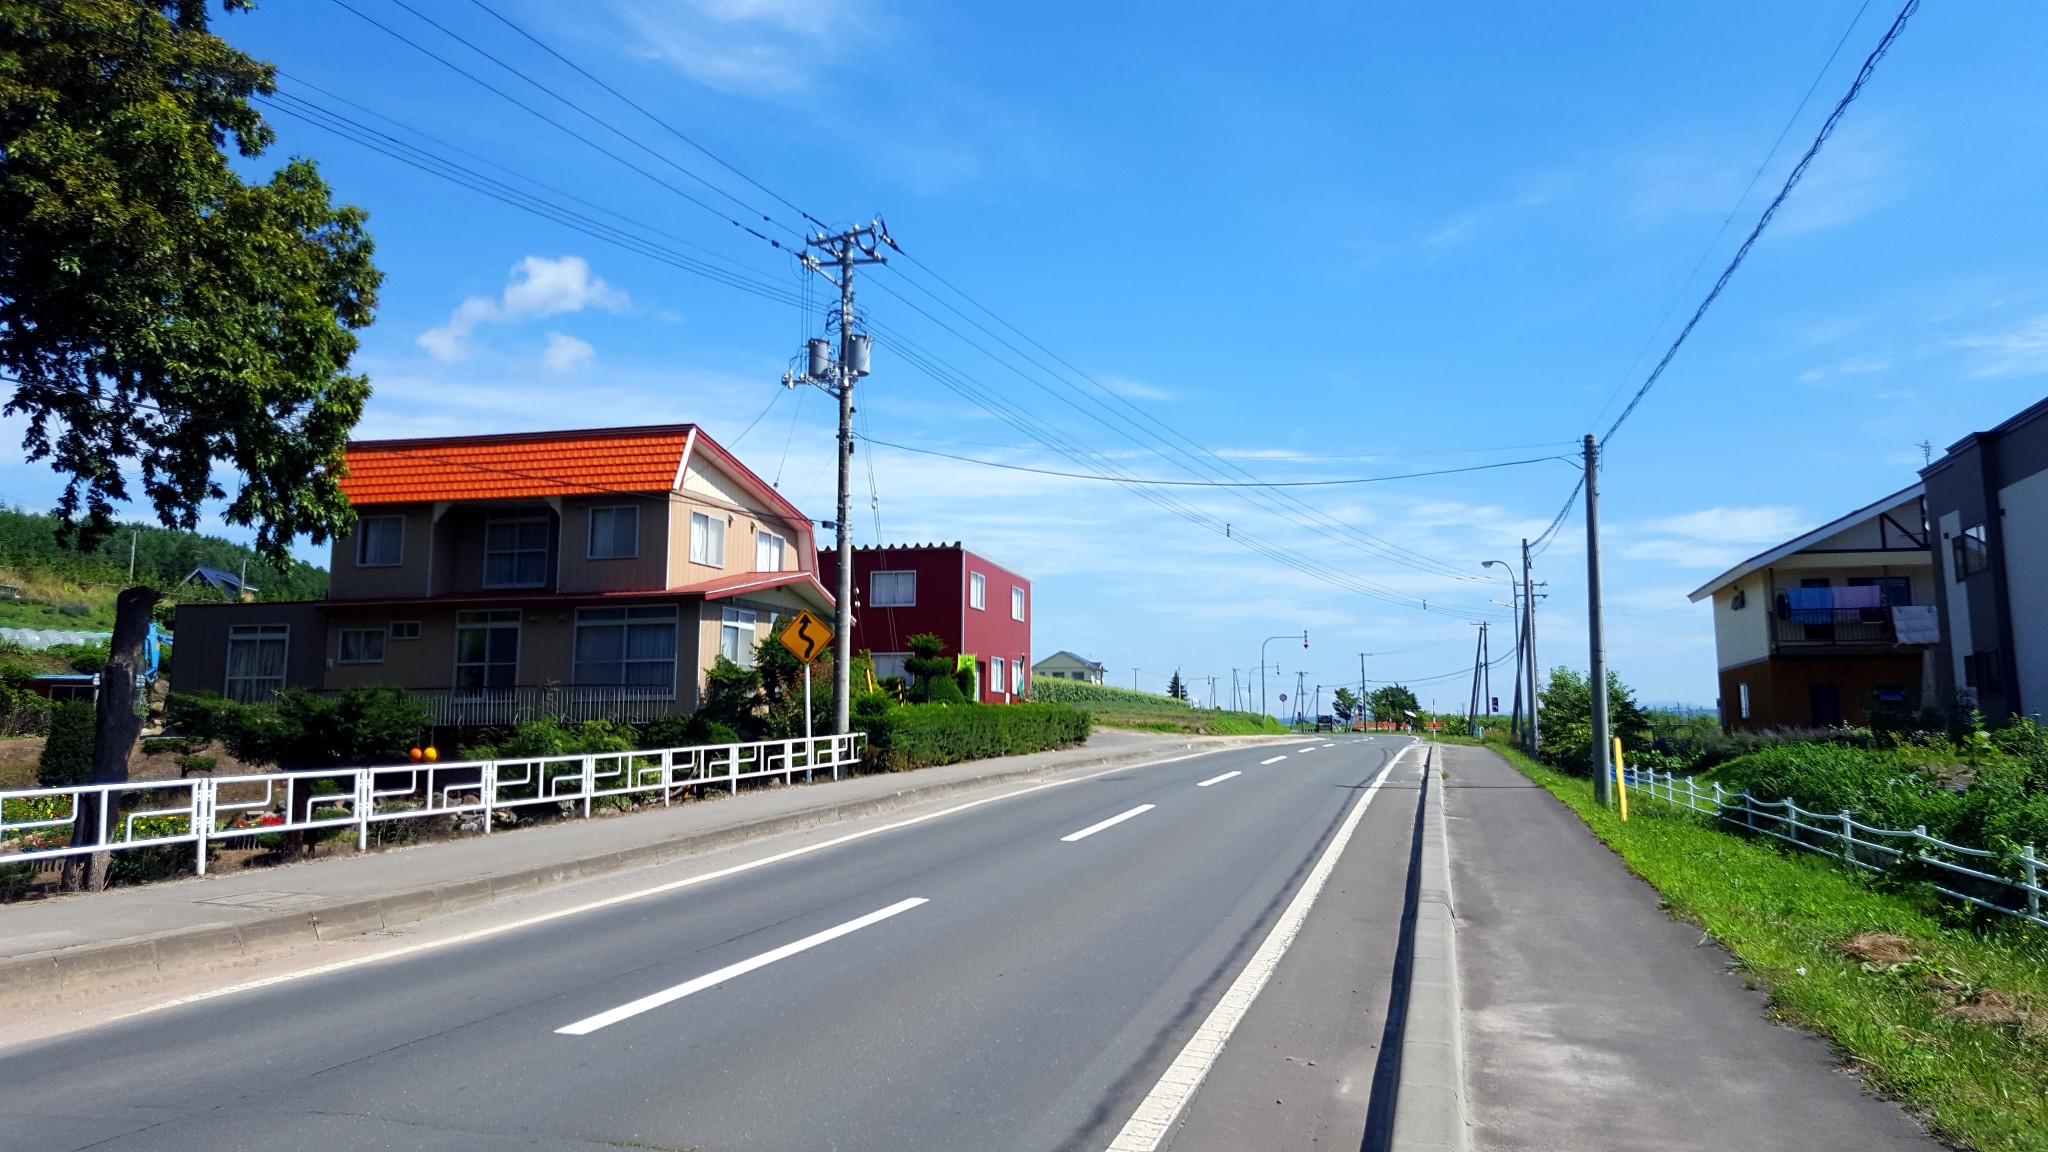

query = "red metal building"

[{"left": 819, "top": 543, "right": 1033, "bottom": 703}]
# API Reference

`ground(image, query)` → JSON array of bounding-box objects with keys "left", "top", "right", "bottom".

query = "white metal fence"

[
  {"left": 1623, "top": 765, "right": 2047, "bottom": 927},
  {"left": 0, "top": 733, "right": 865, "bottom": 878}
]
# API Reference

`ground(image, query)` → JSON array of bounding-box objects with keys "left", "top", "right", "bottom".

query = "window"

[
  {"left": 720, "top": 606, "right": 758, "bottom": 666},
  {"left": 587, "top": 506, "right": 639, "bottom": 560},
  {"left": 690, "top": 510, "right": 726, "bottom": 567},
  {"left": 389, "top": 620, "right": 422, "bottom": 641},
  {"left": 455, "top": 609, "right": 520, "bottom": 689},
  {"left": 755, "top": 528, "right": 787, "bottom": 572},
  {"left": 1968, "top": 649, "right": 2004, "bottom": 695},
  {"left": 574, "top": 606, "right": 677, "bottom": 694},
  {"left": 992, "top": 656, "right": 1006, "bottom": 697},
  {"left": 356, "top": 515, "right": 404, "bottom": 567},
  {"left": 1955, "top": 523, "right": 1991, "bottom": 579},
  {"left": 1738, "top": 682, "right": 1750, "bottom": 720},
  {"left": 969, "top": 572, "right": 986, "bottom": 611},
  {"left": 484, "top": 510, "right": 550, "bottom": 588},
  {"left": 1013, "top": 658, "right": 1026, "bottom": 694},
  {"left": 337, "top": 628, "right": 385, "bottom": 664},
  {"left": 1730, "top": 589, "right": 1746, "bottom": 611},
  {"left": 871, "top": 653, "right": 910, "bottom": 684},
  {"left": 224, "top": 624, "right": 289, "bottom": 703},
  {"left": 1011, "top": 586, "right": 1026, "bottom": 621},
  {"left": 872, "top": 570, "right": 915, "bottom": 607}
]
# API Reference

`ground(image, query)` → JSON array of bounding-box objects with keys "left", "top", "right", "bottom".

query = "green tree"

[
  {"left": 904, "top": 632, "right": 967, "bottom": 704},
  {"left": 1167, "top": 670, "right": 1187, "bottom": 701},
  {"left": 2, "top": 2, "right": 380, "bottom": 889},
  {"left": 37, "top": 699, "right": 94, "bottom": 787},
  {"left": 1535, "top": 666, "right": 1653, "bottom": 775},
  {"left": 1369, "top": 684, "right": 1419, "bottom": 728},
  {"left": 1332, "top": 687, "right": 1359, "bottom": 724}
]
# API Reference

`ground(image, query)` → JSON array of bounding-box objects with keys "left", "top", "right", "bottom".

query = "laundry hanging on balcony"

[
  {"left": 1892, "top": 605, "right": 1941, "bottom": 645},
  {"left": 1833, "top": 584, "right": 1885, "bottom": 610},
  {"left": 1784, "top": 587, "right": 1835, "bottom": 624}
]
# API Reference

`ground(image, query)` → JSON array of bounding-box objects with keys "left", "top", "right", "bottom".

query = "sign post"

[{"left": 777, "top": 610, "right": 835, "bottom": 778}]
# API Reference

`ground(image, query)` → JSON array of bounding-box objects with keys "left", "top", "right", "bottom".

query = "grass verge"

[{"left": 1482, "top": 742, "right": 2048, "bottom": 1152}]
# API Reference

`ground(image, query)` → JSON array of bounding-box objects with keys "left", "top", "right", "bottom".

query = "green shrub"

[
  {"left": 1537, "top": 666, "right": 1652, "bottom": 775},
  {"left": 1711, "top": 743, "right": 1964, "bottom": 837},
  {"left": 863, "top": 701, "right": 1089, "bottom": 770},
  {"left": 177, "top": 754, "right": 217, "bottom": 776},
  {"left": 38, "top": 699, "right": 94, "bottom": 787},
  {"left": 50, "top": 642, "right": 106, "bottom": 673},
  {"left": 167, "top": 686, "right": 429, "bottom": 769},
  {"left": 467, "top": 716, "right": 637, "bottom": 760},
  {"left": 903, "top": 633, "right": 969, "bottom": 705}
]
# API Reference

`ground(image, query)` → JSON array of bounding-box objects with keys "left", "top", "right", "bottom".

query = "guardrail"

[
  {"left": 1623, "top": 765, "right": 2046, "bottom": 927},
  {"left": 0, "top": 733, "right": 865, "bottom": 878}
]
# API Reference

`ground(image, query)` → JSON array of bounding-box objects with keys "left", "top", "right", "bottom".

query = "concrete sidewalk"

[
  {"left": 0, "top": 730, "right": 1245, "bottom": 1008},
  {"left": 1439, "top": 743, "right": 1940, "bottom": 1152}
]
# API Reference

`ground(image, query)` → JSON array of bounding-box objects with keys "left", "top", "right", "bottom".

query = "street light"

[
  {"left": 1482, "top": 559, "right": 1525, "bottom": 736},
  {"left": 1259, "top": 632, "right": 1307, "bottom": 718}
]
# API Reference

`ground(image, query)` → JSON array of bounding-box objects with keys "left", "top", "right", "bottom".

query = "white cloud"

[
  {"left": 418, "top": 256, "right": 628, "bottom": 362},
  {"left": 1099, "top": 375, "right": 1175, "bottom": 402},
  {"left": 1798, "top": 355, "right": 1890, "bottom": 384},
  {"left": 615, "top": 0, "right": 871, "bottom": 97},
  {"left": 542, "top": 332, "right": 596, "bottom": 372},
  {"left": 1623, "top": 506, "right": 1808, "bottom": 568},
  {"left": 1957, "top": 313, "right": 2048, "bottom": 378}
]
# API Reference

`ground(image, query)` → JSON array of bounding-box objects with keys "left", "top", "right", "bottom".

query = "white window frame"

[
  {"left": 1738, "top": 682, "right": 1751, "bottom": 720},
  {"left": 969, "top": 572, "right": 986, "bottom": 611},
  {"left": 992, "top": 656, "right": 1006, "bottom": 697},
  {"left": 483, "top": 510, "right": 550, "bottom": 589},
  {"left": 691, "top": 510, "right": 726, "bottom": 568},
  {"left": 337, "top": 627, "right": 386, "bottom": 665},
  {"left": 872, "top": 570, "right": 916, "bottom": 607},
  {"left": 719, "top": 606, "right": 758, "bottom": 666},
  {"left": 1013, "top": 657, "right": 1026, "bottom": 694},
  {"left": 224, "top": 624, "right": 289, "bottom": 703},
  {"left": 454, "top": 609, "right": 521, "bottom": 689},
  {"left": 1011, "top": 585, "right": 1026, "bottom": 622},
  {"left": 389, "top": 620, "right": 422, "bottom": 641},
  {"left": 586, "top": 505, "right": 640, "bottom": 560},
  {"left": 573, "top": 605, "right": 678, "bottom": 696},
  {"left": 755, "top": 528, "right": 787, "bottom": 572},
  {"left": 356, "top": 515, "right": 405, "bottom": 568}
]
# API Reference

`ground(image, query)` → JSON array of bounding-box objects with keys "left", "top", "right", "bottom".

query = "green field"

[{"left": 1030, "top": 678, "right": 1288, "bottom": 735}]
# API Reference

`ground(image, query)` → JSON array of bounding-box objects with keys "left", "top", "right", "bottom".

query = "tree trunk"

[{"left": 58, "top": 587, "right": 161, "bottom": 893}]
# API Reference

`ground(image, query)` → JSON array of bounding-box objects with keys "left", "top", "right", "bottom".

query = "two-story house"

[
  {"left": 1688, "top": 483, "right": 1939, "bottom": 730},
  {"left": 170, "top": 425, "right": 832, "bottom": 726},
  {"left": 818, "top": 543, "right": 1032, "bottom": 703},
  {"left": 1032, "top": 651, "right": 1106, "bottom": 685}
]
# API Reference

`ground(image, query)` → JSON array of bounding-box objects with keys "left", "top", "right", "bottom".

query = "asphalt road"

[{"left": 0, "top": 736, "right": 1424, "bottom": 1152}]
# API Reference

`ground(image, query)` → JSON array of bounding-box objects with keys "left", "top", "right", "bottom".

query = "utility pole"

[
  {"left": 1585, "top": 434, "right": 1613, "bottom": 807},
  {"left": 1467, "top": 621, "right": 1488, "bottom": 736},
  {"left": 1358, "top": 653, "right": 1368, "bottom": 731},
  {"left": 1230, "top": 668, "right": 1239, "bottom": 712},
  {"left": 1261, "top": 631, "right": 1307, "bottom": 719},
  {"left": 791, "top": 218, "right": 892, "bottom": 736},
  {"left": 1524, "top": 538, "right": 1540, "bottom": 757},
  {"left": 1294, "top": 670, "right": 1307, "bottom": 725},
  {"left": 128, "top": 531, "right": 137, "bottom": 581}
]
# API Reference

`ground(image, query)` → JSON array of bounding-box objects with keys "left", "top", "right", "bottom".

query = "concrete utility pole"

[
  {"left": 1523, "top": 538, "right": 1541, "bottom": 757},
  {"left": 1230, "top": 668, "right": 1239, "bottom": 712},
  {"left": 792, "top": 218, "right": 892, "bottom": 736},
  {"left": 1585, "top": 434, "right": 1613, "bottom": 807},
  {"left": 1358, "top": 653, "right": 1368, "bottom": 730}
]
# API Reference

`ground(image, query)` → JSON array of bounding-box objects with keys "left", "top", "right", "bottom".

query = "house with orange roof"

[{"left": 169, "top": 424, "right": 831, "bottom": 726}]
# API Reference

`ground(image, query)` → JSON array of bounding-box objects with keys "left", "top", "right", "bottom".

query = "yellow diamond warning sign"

[{"left": 777, "top": 609, "right": 833, "bottom": 664}]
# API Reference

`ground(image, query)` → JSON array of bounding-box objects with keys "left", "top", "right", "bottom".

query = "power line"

[
  {"left": 1600, "top": 0, "right": 1920, "bottom": 446},
  {"left": 859, "top": 437, "right": 1573, "bottom": 487}
]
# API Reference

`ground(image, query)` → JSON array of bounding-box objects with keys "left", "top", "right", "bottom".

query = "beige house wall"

[{"left": 667, "top": 458, "right": 811, "bottom": 587}]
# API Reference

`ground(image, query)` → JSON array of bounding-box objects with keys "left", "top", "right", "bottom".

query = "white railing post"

[
  {"left": 730, "top": 746, "right": 738, "bottom": 794},
  {"left": 193, "top": 778, "right": 213, "bottom": 876},
  {"left": 1839, "top": 811, "right": 1855, "bottom": 864},
  {"left": 483, "top": 760, "right": 497, "bottom": 833},
  {"left": 357, "top": 768, "right": 372, "bottom": 852},
  {"left": 583, "top": 754, "right": 595, "bottom": 819},
  {"left": 2025, "top": 844, "right": 2041, "bottom": 922}
]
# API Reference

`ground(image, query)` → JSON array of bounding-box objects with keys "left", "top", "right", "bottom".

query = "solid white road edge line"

[
  {"left": 121, "top": 746, "right": 1232, "bottom": 1019},
  {"left": 1104, "top": 742, "right": 1415, "bottom": 1152},
  {"left": 556, "top": 898, "right": 928, "bottom": 1035},
  {"left": 1195, "top": 771, "right": 1241, "bottom": 788},
  {"left": 1061, "top": 804, "right": 1157, "bottom": 843},
  {"left": 1259, "top": 755, "right": 1287, "bottom": 765}
]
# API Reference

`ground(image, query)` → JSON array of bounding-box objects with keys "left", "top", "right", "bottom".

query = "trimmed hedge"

[{"left": 864, "top": 701, "right": 1090, "bottom": 771}]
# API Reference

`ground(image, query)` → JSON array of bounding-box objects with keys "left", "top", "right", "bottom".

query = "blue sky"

[{"left": 9, "top": 0, "right": 2048, "bottom": 712}]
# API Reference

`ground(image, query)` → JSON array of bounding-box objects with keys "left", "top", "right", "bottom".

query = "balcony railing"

[
  {"left": 1770, "top": 607, "right": 1897, "bottom": 646},
  {"left": 332, "top": 685, "right": 686, "bottom": 727}
]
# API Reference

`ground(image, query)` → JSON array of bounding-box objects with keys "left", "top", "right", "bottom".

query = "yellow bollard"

[{"left": 1612, "top": 735, "right": 1629, "bottom": 821}]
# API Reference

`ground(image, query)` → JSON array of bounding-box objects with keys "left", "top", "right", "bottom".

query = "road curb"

[
  {"left": 0, "top": 737, "right": 1246, "bottom": 1012},
  {"left": 1391, "top": 743, "right": 1471, "bottom": 1152}
]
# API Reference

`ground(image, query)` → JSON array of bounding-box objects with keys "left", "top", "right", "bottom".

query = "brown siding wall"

[
  {"left": 328, "top": 505, "right": 434, "bottom": 600},
  {"left": 558, "top": 495, "right": 669, "bottom": 593},
  {"left": 1719, "top": 654, "right": 1924, "bottom": 730},
  {"left": 169, "top": 601, "right": 328, "bottom": 698}
]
